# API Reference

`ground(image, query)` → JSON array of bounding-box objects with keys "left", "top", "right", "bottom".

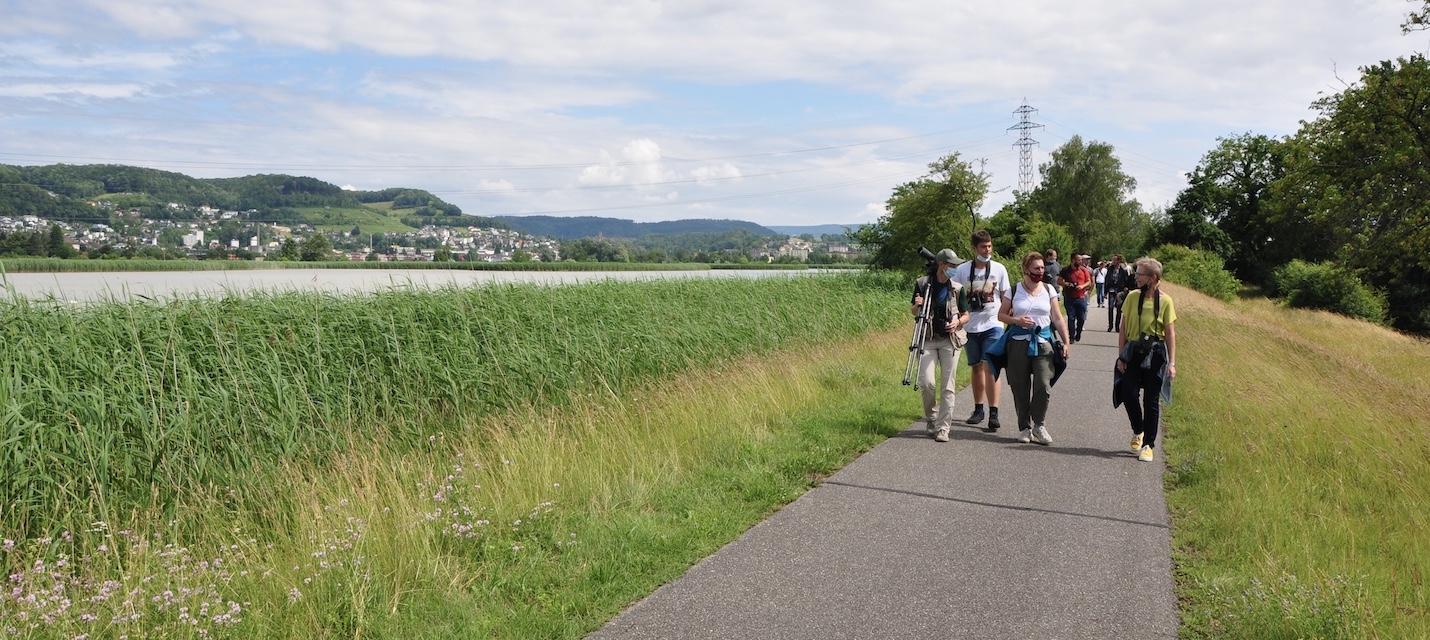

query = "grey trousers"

[{"left": 1005, "top": 340, "right": 1054, "bottom": 431}]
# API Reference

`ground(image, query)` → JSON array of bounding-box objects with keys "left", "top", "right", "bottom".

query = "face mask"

[
  {"left": 944, "top": 267, "right": 957, "bottom": 279},
  {"left": 974, "top": 255, "right": 991, "bottom": 263}
]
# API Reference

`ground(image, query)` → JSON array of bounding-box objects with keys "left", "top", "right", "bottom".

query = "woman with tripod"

[{"left": 910, "top": 249, "right": 972, "bottom": 443}]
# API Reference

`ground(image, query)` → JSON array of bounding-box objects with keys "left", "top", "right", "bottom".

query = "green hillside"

[
  {"left": 0, "top": 164, "right": 503, "bottom": 231},
  {"left": 290, "top": 206, "right": 419, "bottom": 234}
]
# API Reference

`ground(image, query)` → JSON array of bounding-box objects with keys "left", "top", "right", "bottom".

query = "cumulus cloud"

[
  {"left": 578, "top": 138, "right": 674, "bottom": 187},
  {"left": 0, "top": 0, "right": 1414, "bottom": 225},
  {"left": 690, "top": 162, "right": 742, "bottom": 184},
  {"left": 42, "top": 0, "right": 1404, "bottom": 128},
  {"left": 478, "top": 179, "right": 515, "bottom": 192}
]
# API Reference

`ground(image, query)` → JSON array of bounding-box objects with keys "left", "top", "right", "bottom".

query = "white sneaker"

[
  {"left": 925, "top": 418, "right": 937, "bottom": 435},
  {"left": 1032, "top": 425, "right": 1053, "bottom": 445},
  {"left": 1018, "top": 429, "right": 1032, "bottom": 443},
  {"left": 935, "top": 427, "right": 951, "bottom": 443}
]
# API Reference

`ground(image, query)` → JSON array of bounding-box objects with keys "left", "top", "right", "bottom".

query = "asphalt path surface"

[{"left": 589, "top": 320, "right": 1178, "bottom": 640}]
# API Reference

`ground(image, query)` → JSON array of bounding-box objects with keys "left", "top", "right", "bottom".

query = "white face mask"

[{"left": 974, "top": 254, "right": 991, "bottom": 263}]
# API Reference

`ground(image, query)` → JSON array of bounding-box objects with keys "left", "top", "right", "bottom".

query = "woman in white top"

[{"left": 997, "top": 252, "right": 1071, "bottom": 445}]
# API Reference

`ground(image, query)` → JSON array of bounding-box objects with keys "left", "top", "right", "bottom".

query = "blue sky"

[{"left": 1, "top": 0, "right": 1422, "bottom": 226}]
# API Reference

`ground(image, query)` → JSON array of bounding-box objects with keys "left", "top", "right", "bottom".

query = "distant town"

[{"left": 0, "top": 201, "right": 864, "bottom": 264}]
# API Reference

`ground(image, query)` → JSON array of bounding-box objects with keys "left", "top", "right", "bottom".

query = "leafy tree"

[
  {"left": 433, "top": 245, "right": 453, "bottom": 262},
  {"left": 1177, "top": 133, "right": 1291, "bottom": 283},
  {"left": 1404, "top": 0, "right": 1429, "bottom": 31},
  {"left": 1028, "top": 135, "right": 1148, "bottom": 258},
  {"left": 1017, "top": 219, "right": 1076, "bottom": 263},
  {"left": 158, "top": 228, "right": 186, "bottom": 248},
  {"left": 852, "top": 153, "right": 987, "bottom": 271},
  {"left": 47, "top": 224, "right": 75, "bottom": 258},
  {"left": 561, "top": 237, "right": 630, "bottom": 262},
  {"left": 1280, "top": 55, "right": 1430, "bottom": 333},
  {"left": 1152, "top": 183, "right": 1235, "bottom": 258},
  {"left": 278, "top": 238, "right": 300, "bottom": 261},
  {"left": 510, "top": 249, "right": 532, "bottom": 263},
  {"left": 300, "top": 234, "right": 332, "bottom": 261},
  {"left": 984, "top": 193, "right": 1036, "bottom": 250}
]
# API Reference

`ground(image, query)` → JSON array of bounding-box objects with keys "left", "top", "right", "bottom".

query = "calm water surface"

[{"left": 1, "top": 269, "right": 823, "bottom": 301}]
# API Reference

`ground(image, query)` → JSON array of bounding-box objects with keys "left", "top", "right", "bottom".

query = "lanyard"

[{"left": 1136, "top": 287, "right": 1162, "bottom": 338}]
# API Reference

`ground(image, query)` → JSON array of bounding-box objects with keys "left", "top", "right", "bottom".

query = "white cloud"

[
  {"left": 0, "top": 0, "right": 1417, "bottom": 226},
  {"left": 55, "top": 0, "right": 1408, "bottom": 130},
  {"left": 578, "top": 138, "right": 674, "bottom": 187},
  {"left": 0, "top": 42, "right": 183, "bottom": 70},
  {"left": 0, "top": 82, "right": 146, "bottom": 99},
  {"left": 478, "top": 179, "right": 514, "bottom": 192},
  {"left": 690, "top": 162, "right": 742, "bottom": 184},
  {"left": 360, "top": 73, "right": 649, "bottom": 119}
]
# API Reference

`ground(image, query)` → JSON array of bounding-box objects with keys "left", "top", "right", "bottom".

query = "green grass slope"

[
  {"left": 291, "top": 205, "right": 418, "bottom": 233},
  {"left": 1164, "top": 284, "right": 1429, "bottom": 638}
]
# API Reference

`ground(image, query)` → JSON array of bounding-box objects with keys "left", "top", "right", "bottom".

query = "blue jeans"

[
  {"left": 965, "top": 326, "right": 1005, "bottom": 366},
  {"left": 1066, "top": 298, "right": 1088, "bottom": 340}
]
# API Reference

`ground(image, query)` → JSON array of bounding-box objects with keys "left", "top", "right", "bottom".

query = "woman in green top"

[{"left": 1116, "top": 257, "right": 1178, "bottom": 462}]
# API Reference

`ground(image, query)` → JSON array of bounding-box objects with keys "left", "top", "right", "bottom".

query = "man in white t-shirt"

[{"left": 954, "top": 229, "right": 1011, "bottom": 431}]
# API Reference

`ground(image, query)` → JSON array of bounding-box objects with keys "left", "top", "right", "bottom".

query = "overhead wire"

[{"left": 0, "top": 119, "right": 1009, "bottom": 172}]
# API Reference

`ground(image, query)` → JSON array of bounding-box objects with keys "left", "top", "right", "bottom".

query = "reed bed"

[
  {"left": 0, "top": 324, "right": 915, "bottom": 639},
  {"left": 0, "top": 258, "right": 721, "bottom": 273},
  {"left": 0, "top": 273, "right": 906, "bottom": 541}
]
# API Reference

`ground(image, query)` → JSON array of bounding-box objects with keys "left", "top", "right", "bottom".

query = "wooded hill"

[
  {"left": 0, "top": 164, "right": 503, "bottom": 229},
  {"left": 494, "top": 215, "right": 780, "bottom": 239}
]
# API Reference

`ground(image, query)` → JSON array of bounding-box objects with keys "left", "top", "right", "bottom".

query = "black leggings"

[{"left": 1120, "top": 351, "right": 1166, "bottom": 448}]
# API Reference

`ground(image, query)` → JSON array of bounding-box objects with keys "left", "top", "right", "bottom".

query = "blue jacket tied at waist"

[{"left": 982, "top": 324, "right": 1067, "bottom": 387}]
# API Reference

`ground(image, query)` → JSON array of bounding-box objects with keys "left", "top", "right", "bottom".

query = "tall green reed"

[{"left": 0, "top": 273, "right": 907, "bottom": 539}]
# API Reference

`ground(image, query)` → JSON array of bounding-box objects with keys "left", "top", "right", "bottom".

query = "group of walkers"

[{"left": 911, "top": 230, "right": 1178, "bottom": 462}]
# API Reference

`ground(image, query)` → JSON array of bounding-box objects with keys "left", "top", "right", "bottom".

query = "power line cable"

[{"left": 0, "top": 120, "right": 1008, "bottom": 172}]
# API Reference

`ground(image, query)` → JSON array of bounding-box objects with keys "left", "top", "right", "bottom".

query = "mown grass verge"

[
  {"left": 1163, "top": 284, "right": 1429, "bottom": 638},
  {"left": 0, "top": 323, "right": 917, "bottom": 639}
]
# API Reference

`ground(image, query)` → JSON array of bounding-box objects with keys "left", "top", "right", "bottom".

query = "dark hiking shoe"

[{"left": 965, "top": 407, "right": 985, "bottom": 425}]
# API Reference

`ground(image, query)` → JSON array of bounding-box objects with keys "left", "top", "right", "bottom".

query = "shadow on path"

[{"left": 821, "top": 480, "right": 1169, "bottom": 530}]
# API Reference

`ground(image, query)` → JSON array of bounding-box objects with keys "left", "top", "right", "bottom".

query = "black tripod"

[{"left": 902, "top": 277, "right": 934, "bottom": 388}]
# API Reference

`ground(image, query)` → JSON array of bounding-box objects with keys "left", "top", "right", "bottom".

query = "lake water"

[{"left": 0, "top": 268, "right": 826, "bottom": 302}]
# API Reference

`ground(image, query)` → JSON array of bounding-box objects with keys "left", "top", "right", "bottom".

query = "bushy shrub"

[
  {"left": 1148, "top": 244, "right": 1240, "bottom": 301},
  {"left": 1273, "top": 260, "right": 1388, "bottom": 324}
]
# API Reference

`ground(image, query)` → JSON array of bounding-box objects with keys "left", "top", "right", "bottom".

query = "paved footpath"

[{"left": 589, "top": 325, "right": 1178, "bottom": 640}]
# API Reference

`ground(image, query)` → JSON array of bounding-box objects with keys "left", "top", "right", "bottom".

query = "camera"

[
  {"left": 1129, "top": 335, "right": 1158, "bottom": 362},
  {"left": 917, "top": 246, "right": 938, "bottom": 279}
]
